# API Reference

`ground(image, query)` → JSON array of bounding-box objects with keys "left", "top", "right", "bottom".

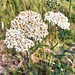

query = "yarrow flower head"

[
  {"left": 4, "top": 28, "right": 34, "bottom": 52},
  {"left": 44, "top": 11, "right": 70, "bottom": 30},
  {"left": 4, "top": 10, "right": 49, "bottom": 52}
]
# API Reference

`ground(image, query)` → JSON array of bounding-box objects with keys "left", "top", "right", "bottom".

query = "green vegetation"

[{"left": 0, "top": 0, "right": 75, "bottom": 75}]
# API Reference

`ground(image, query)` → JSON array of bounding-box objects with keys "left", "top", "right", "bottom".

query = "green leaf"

[
  {"left": 50, "top": 42, "right": 58, "bottom": 50},
  {"left": 66, "top": 0, "right": 70, "bottom": 2},
  {"left": 14, "top": 0, "right": 19, "bottom": 8},
  {"left": 71, "top": 14, "right": 75, "bottom": 19},
  {"left": 39, "top": 45, "right": 49, "bottom": 47},
  {"left": 49, "top": 41, "right": 53, "bottom": 46},
  {"left": 64, "top": 49, "right": 75, "bottom": 54},
  {"left": 51, "top": 53, "right": 56, "bottom": 57},
  {"left": 66, "top": 44, "right": 75, "bottom": 50},
  {"left": 51, "top": 53, "right": 65, "bottom": 58},
  {"left": 62, "top": 67, "right": 75, "bottom": 73},
  {"left": 19, "top": 52, "right": 24, "bottom": 58},
  {"left": 30, "top": 43, "right": 40, "bottom": 55},
  {"left": 56, "top": 54, "right": 65, "bottom": 57}
]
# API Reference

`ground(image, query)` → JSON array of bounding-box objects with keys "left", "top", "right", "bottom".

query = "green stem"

[
  {"left": 48, "top": 22, "right": 50, "bottom": 40},
  {"left": 55, "top": 26, "right": 56, "bottom": 39},
  {"left": 29, "top": 51, "right": 31, "bottom": 68},
  {"left": 55, "top": 25, "right": 57, "bottom": 42},
  {"left": 27, "top": 51, "right": 29, "bottom": 68},
  {"left": 49, "top": 22, "right": 51, "bottom": 39},
  {"left": 69, "top": 0, "right": 71, "bottom": 22},
  {"left": 63, "top": 29, "right": 65, "bottom": 51}
]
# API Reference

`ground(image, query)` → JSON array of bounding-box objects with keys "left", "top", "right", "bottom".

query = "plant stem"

[
  {"left": 55, "top": 26, "right": 56, "bottom": 40},
  {"left": 29, "top": 51, "right": 31, "bottom": 68},
  {"left": 48, "top": 23, "right": 50, "bottom": 40},
  {"left": 63, "top": 29, "right": 65, "bottom": 51},
  {"left": 49, "top": 22, "right": 51, "bottom": 39},
  {"left": 69, "top": 0, "right": 71, "bottom": 22},
  {"left": 55, "top": 25, "right": 57, "bottom": 42},
  {"left": 27, "top": 51, "right": 29, "bottom": 67}
]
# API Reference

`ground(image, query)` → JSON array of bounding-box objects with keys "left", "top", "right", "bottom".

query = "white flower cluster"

[
  {"left": 4, "top": 10, "right": 49, "bottom": 52},
  {"left": 44, "top": 11, "right": 70, "bottom": 30},
  {"left": 11, "top": 10, "right": 48, "bottom": 42},
  {"left": 4, "top": 28, "right": 34, "bottom": 52}
]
